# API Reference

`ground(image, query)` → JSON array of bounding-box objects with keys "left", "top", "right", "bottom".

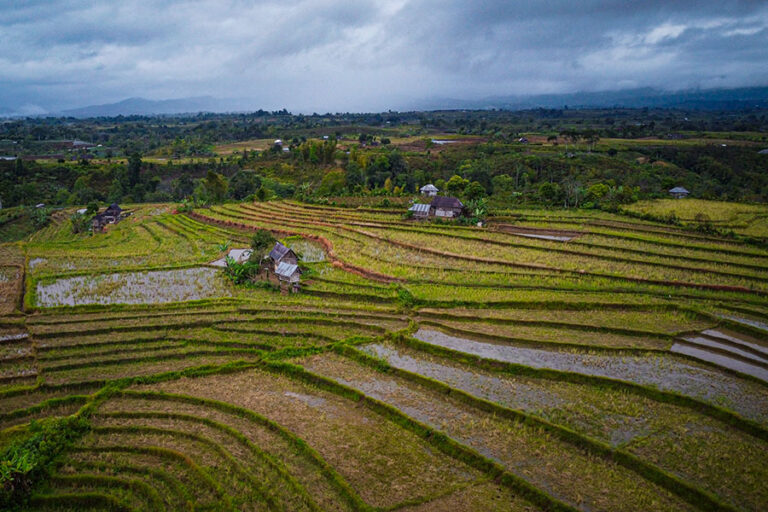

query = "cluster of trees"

[
  {"left": 3, "top": 107, "right": 766, "bottom": 159},
  {"left": 2, "top": 108, "right": 766, "bottom": 210}
]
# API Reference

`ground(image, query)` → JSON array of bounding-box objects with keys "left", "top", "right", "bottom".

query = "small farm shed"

[
  {"left": 268, "top": 242, "right": 298, "bottom": 267},
  {"left": 275, "top": 261, "right": 302, "bottom": 283},
  {"left": 228, "top": 249, "right": 252, "bottom": 263},
  {"left": 91, "top": 203, "right": 123, "bottom": 232},
  {"left": 408, "top": 203, "right": 431, "bottom": 219},
  {"left": 420, "top": 184, "right": 439, "bottom": 197},
  {"left": 275, "top": 261, "right": 302, "bottom": 292},
  {"left": 669, "top": 187, "right": 690, "bottom": 199},
  {"left": 430, "top": 196, "right": 464, "bottom": 218}
]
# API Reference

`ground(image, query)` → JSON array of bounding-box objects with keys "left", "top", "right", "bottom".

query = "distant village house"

[
  {"left": 92, "top": 203, "right": 123, "bottom": 232},
  {"left": 431, "top": 196, "right": 464, "bottom": 218},
  {"left": 408, "top": 196, "right": 464, "bottom": 220},
  {"left": 420, "top": 184, "right": 439, "bottom": 197},
  {"left": 669, "top": 187, "right": 690, "bottom": 199}
]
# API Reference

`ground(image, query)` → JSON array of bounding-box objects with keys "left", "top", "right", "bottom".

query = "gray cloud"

[{"left": 0, "top": 0, "right": 767, "bottom": 113}]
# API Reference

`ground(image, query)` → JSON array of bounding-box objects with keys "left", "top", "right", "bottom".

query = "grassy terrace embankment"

[{"left": 2, "top": 200, "right": 768, "bottom": 511}]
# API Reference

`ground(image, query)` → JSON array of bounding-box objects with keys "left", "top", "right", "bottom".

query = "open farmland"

[{"left": 2, "top": 201, "right": 768, "bottom": 511}]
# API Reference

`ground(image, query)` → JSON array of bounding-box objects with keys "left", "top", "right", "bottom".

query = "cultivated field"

[
  {"left": 624, "top": 199, "right": 768, "bottom": 238},
  {"left": 2, "top": 200, "right": 768, "bottom": 511}
]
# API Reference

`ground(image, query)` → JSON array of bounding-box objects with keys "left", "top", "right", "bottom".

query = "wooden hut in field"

[
  {"left": 263, "top": 241, "right": 302, "bottom": 292},
  {"left": 275, "top": 261, "right": 302, "bottom": 292},
  {"left": 91, "top": 203, "right": 123, "bottom": 232},
  {"left": 430, "top": 196, "right": 464, "bottom": 219},
  {"left": 267, "top": 241, "right": 298, "bottom": 267}
]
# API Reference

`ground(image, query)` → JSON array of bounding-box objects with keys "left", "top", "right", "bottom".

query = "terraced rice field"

[{"left": 2, "top": 200, "right": 768, "bottom": 511}]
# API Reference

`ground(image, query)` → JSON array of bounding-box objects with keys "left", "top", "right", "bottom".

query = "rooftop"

[
  {"left": 430, "top": 196, "right": 464, "bottom": 209},
  {"left": 269, "top": 241, "right": 294, "bottom": 261},
  {"left": 275, "top": 261, "right": 300, "bottom": 278},
  {"left": 409, "top": 203, "right": 431, "bottom": 214}
]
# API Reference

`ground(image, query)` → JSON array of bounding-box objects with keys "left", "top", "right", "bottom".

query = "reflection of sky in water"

[
  {"left": 36, "top": 267, "right": 229, "bottom": 307},
  {"left": 406, "top": 329, "right": 768, "bottom": 425}
]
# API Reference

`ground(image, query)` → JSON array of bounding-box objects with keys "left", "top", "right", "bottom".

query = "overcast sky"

[{"left": 1, "top": 0, "right": 768, "bottom": 114}]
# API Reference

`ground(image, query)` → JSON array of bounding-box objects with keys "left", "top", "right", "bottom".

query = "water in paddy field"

[
  {"left": 35, "top": 267, "right": 230, "bottom": 307},
  {"left": 408, "top": 329, "right": 768, "bottom": 424},
  {"left": 718, "top": 314, "right": 768, "bottom": 333},
  {"left": 515, "top": 233, "right": 575, "bottom": 241},
  {"left": 286, "top": 239, "right": 327, "bottom": 262}
]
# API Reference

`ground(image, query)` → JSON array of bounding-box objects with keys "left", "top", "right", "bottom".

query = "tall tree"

[{"left": 127, "top": 153, "right": 142, "bottom": 187}]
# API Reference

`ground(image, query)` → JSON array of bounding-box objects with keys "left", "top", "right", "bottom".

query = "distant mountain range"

[
  {"left": 56, "top": 96, "right": 246, "bottom": 118},
  {"left": 2, "top": 86, "right": 768, "bottom": 119}
]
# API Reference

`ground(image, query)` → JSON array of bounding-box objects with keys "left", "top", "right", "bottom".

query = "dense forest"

[{"left": 1, "top": 108, "right": 767, "bottom": 213}]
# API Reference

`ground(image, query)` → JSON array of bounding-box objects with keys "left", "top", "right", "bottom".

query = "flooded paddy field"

[
  {"left": 35, "top": 267, "right": 231, "bottom": 307},
  {"left": 411, "top": 328, "right": 768, "bottom": 420},
  {"left": 353, "top": 342, "right": 768, "bottom": 510}
]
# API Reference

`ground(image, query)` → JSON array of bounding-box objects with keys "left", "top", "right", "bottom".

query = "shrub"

[
  {"left": 223, "top": 256, "right": 260, "bottom": 285},
  {"left": 1, "top": 416, "right": 90, "bottom": 509},
  {"left": 70, "top": 212, "right": 90, "bottom": 234},
  {"left": 30, "top": 207, "right": 51, "bottom": 230},
  {"left": 249, "top": 229, "right": 276, "bottom": 262},
  {"left": 393, "top": 285, "right": 416, "bottom": 310}
]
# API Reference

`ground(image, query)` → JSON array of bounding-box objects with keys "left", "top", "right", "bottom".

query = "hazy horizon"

[{"left": 2, "top": 1, "right": 768, "bottom": 115}]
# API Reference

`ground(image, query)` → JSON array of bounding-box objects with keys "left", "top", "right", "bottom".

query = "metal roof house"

[
  {"left": 420, "top": 184, "right": 439, "bottom": 197},
  {"left": 669, "top": 187, "right": 690, "bottom": 199},
  {"left": 430, "top": 196, "right": 464, "bottom": 218},
  {"left": 275, "top": 261, "right": 302, "bottom": 283},
  {"left": 408, "top": 203, "right": 431, "bottom": 219}
]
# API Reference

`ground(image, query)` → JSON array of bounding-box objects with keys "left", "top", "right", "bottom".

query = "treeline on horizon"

[
  {"left": 2, "top": 107, "right": 767, "bottom": 155},
  {"left": 1, "top": 108, "right": 767, "bottom": 212}
]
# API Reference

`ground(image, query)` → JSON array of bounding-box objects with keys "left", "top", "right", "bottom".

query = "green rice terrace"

[{"left": 3, "top": 199, "right": 768, "bottom": 512}]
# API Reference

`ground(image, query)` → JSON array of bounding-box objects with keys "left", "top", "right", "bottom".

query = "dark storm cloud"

[{"left": 0, "top": 0, "right": 767, "bottom": 113}]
